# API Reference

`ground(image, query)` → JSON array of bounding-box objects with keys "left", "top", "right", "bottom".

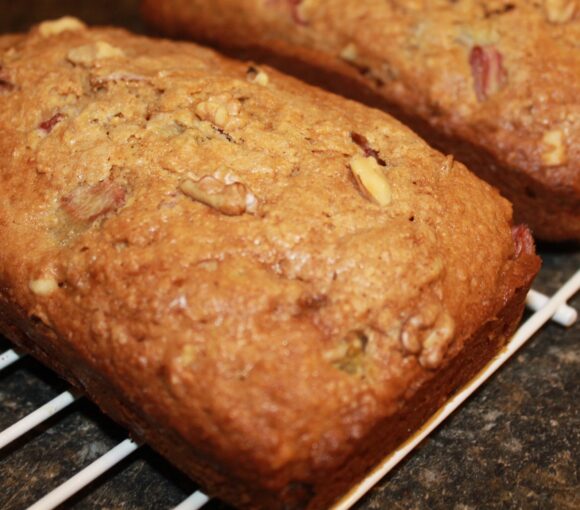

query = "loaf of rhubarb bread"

[
  {"left": 0, "top": 18, "right": 539, "bottom": 510},
  {"left": 142, "top": 0, "right": 580, "bottom": 242}
]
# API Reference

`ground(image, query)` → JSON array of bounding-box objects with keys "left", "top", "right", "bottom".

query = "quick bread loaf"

[
  {"left": 142, "top": 0, "right": 580, "bottom": 242},
  {"left": 0, "top": 19, "right": 539, "bottom": 510}
]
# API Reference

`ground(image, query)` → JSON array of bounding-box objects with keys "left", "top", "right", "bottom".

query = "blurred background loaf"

[{"left": 142, "top": 0, "right": 580, "bottom": 242}]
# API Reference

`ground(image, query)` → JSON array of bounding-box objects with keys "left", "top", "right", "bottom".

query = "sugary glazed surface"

[
  {"left": 143, "top": 0, "right": 580, "bottom": 240},
  {"left": 0, "top": 19, "right": 527, "bottom": 505}
]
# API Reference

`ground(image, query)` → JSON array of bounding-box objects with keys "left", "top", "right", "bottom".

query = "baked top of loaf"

[
  {"left": 0, "top": 18, "right": 534, "bottom": 506},
  {"left": 142, "top": 0, "right": 580, "bottom": 240}
]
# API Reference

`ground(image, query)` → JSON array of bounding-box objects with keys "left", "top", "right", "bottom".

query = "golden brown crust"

[
  {"left": 0, "top": 254, "right": 537, "bottom": 509},
  {"left": 142, "top": 0, "right": 580, "bottom": 241},
  {"left": 0, "top": 20, "right": 539, "bottom": 509}
]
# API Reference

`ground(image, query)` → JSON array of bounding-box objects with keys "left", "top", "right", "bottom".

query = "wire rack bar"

[
  {"left": 0, "top": 349, "right": 21, "bottom": 371},
  {"left": 26, "top": 438, "right": 140, "bottom": 510},
  {"left": 0, "top": 391, "right": 77, "bottom": 450},
  {"left": 173, "top": 491, "right": 211, "bottom": 510},
  {"left": 333, "top": 269, "right": 580, "bottom": 510},
  {"left": 526, "top": 289, "right": 577, "bottom": 326}
]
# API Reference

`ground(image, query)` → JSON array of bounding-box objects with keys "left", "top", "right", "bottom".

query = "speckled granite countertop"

[{"left": 0, "top": 2, "right": 579, "bottom": 509}]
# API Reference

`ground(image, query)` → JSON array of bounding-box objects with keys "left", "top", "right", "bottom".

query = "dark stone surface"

[{"left": 0, "top": 3, "right": 578, "bottom": 508}]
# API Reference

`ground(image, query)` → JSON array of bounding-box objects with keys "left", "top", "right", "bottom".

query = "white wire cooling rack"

[{"left": 0, "top": 269, "right": 579, "bottom": 510}]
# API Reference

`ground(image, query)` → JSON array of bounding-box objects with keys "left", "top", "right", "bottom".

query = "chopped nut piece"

[
  {"left": 61, "top": 181, "right": 127, "bottom": 223},
  {"left": 94, "top": 41, "right": 126, "bottom": 59},
  {"left": 254, "top": 71, "right": 269, "bottom": 86},
  {"left": 180, "top": 176, "right": 256, "bottom": 216},
  {"left": 340, "top": 43, "right": 358, "bottom": 62},
  {"left": 350, "top": 155, "right": 392, "bottom": 206},
  {"left": 400, "top": 327, "right": 422, "bottom": 354},
  {"left": 324, "top": 330, "right": 368, "bottom": 376},
  {"left": 195, "top": 94, "right": 241, "bottom": 130},
  {"left": 290, "top": 0, "right": 308, "bottom": 24},
  {"left": 246, "top": 66, "right": 269, "bottom": 86},
  {"left": 469, "top": 45, "right": 507, "bottom": 101},
  {"left": 38, "top": 17, "right": 86, "bottom": 37},
  {"left": 541, "top": 129, "right": 568, "bottom": 166},
  {"left": 512, "top": 225, "right": 535, "bottom": 259},
  {"left": 544, "top": 0, "right": 577, "bottom": 23},
  {"left": 213, "top": 167, "right": 240, "bottom": 185},
  {"left": 419, "top": 312, "right": 455, "bottom": 369},
  {"left": 67, "top": 41, "right": 126, "bottom": 66},
  {"left": 39, "top": 113, "right": 65, "bottom": 133},
  {"left": 29, "top": 278, "right": 58, "bottom": 296},
  {"left": 400, "top": 301, "right": 442, "bottom": 356},
  {"left": 146, "top": 112, "right": 188, "bottom": 138}
]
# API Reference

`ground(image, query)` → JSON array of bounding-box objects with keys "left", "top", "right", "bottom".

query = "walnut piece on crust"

[
  {"left": 246, "top": 66, "right": 270, "bottom": 86},
  {"left": 61, "top": 181, "right": 127, "bottom": 223},
  {"left": 349, "top": 155, "right": 392, "bottom": 206},
  {"left": 67, "top": 41, "right": 126, "bottom": 67},
  {"left": 469, "top": 45, "right": 507, "bottom": 102},
  {"left": 29, "top": 278, "right": 58, "bottom": 296},
  {"left": 180, "top": 176, "right": 257, "bottom": 216},
  {"left": 38, "top": 17, "right": 86, "bottom": 37},
  {"left": 195, "top": 94, "right": 242, "bottom": 130},
  {"left": 340, "top": 43, "right": 358, "bottom": 63},
  {"left": 543, "top": 0, "right": 577, "bottom": 23},
  {"left": 542, "top": 129, "right": 568, "bottom": 167}
]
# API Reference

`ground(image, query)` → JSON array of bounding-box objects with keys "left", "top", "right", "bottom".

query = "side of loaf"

[
  {"left": 142, "top": 0, "right": 580, "bottom": 242},
  {"left": 0, "top": 19, "right": 539, "bottom": 510}
]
